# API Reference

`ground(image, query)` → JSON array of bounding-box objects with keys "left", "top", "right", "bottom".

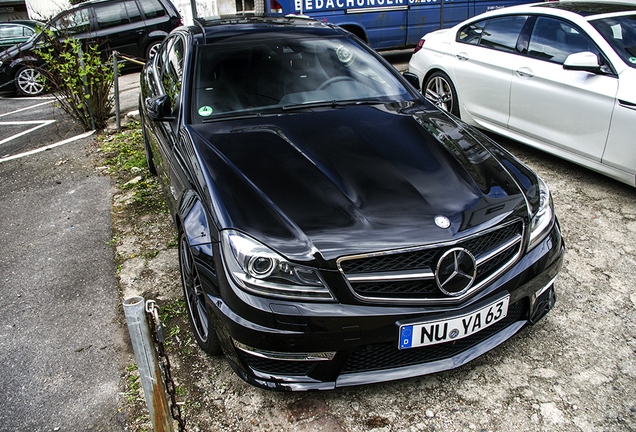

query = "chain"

[
  {"left": 146, "top": 300, "right": 186, "bottom": 432},
  {"left": 117, "top": 53, "right": 148, "bottom": 66}
]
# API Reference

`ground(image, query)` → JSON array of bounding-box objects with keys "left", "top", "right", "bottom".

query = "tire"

[
  {"left": 179, "top": 231, "right": 221, "bottom": 355},
  {"left": 140, "top": 113, "right": 157, "bottom": 175},
  {"left": 423, "top": 71, "right": 459, "bottom": 117},
  {"left": 15, "top": 66, "right": 46, "bottom": 96},
  {"left": 145, "top": 41, "right": 162, "bottom": 61}
]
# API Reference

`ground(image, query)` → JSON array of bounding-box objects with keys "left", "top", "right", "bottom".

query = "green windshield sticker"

[
  {"left": 198, "top": 106, "right": 213, "bottom": 116},
  {"left": 629, "top": 57, "right": 636, "bottom": 64}
]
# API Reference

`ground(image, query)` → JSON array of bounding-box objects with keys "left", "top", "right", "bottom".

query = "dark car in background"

[
  {"left": 0, "top": 0, "right": 181, "bottom": 96},
  {"left": 140, "top": 16, "right": 564, "bottom": 391},
  {"left": 0, "top": 20, "right": 44, "bottom": 51}
]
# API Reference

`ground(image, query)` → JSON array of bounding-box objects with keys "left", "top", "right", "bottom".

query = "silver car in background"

[{"left": 409, "top": 1, "right": 636, "bottom": 187}]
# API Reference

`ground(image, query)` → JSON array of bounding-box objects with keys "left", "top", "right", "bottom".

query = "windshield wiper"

[
  {"left": 282, "top": 98, "right": 386, "bottom": 111},
  {"left": 201, "top": 111, "right": 276, "bottom": 123}
]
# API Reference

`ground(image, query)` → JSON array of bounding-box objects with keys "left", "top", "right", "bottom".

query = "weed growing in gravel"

[
  {"left": 97, "top": 122, "right": 165, "bottom": 214},
  {"left": 161, "top": 298, "right": 186, "bottom": 322}
]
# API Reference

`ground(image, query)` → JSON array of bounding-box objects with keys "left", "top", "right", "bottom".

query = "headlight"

[
  {"left": 221, "top": 230, "right": 333, "bottom": 300},
  {"left": 527, "top": 176, "right": 555, "bottom": 251}
]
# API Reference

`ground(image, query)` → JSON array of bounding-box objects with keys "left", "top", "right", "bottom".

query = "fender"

[
  {"left": 180, "top": 191, "right": 213, "bottom": 247},
  {"left": 140, "top": 31, "right": 170, "bottom": 49},
  {"left": 179, "top": 190, "right": 219, "bottom": 291},
  {"left": 10, "top": 56, "right": 41, "bottom": 69}
]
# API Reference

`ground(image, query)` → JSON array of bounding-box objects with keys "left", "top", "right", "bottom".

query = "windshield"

[
  {"left": 192, "top": 36, "right": 413, "bottom": 121},
  {"left": 590, "top": 14, "right": 636, "bottom": 69}
]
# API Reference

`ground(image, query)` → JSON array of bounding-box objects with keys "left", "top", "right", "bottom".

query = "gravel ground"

[{"left": 105, "top": 131, "right": 636, "bottom": 432}]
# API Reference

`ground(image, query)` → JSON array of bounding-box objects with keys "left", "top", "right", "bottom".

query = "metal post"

[
  {"left": 190, "top": 0, "right": 198, "bottom": 20},
  {"left": 113, "top": 50, "right": 121, "bottom": 133},
  {"left": 123, "top": 297, "right": 174, "bottom": 432}
]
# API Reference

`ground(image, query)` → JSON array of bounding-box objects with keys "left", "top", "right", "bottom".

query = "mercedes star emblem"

[
  {"left": 435, "top": 247, "right": 477, "bottom": 296},
  {"left": 434, "top": 215, "right": 451, "bottom": 229}
]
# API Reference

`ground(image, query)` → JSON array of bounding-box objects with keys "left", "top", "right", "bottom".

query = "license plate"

[{"left": 399, "top": 296, "right": 510, "bottom": 349}]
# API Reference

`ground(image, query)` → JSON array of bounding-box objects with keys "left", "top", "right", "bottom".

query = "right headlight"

[
  {"left": 221, "top": 230, "right": 333, "bottom": 300},
  {"left": 527, "top": 176, "right": 555, "bottom": 252}
]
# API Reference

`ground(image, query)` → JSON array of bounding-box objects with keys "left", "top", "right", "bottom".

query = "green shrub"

[{"left": 35, "top": 31, "right": 120, "bottom": 131}]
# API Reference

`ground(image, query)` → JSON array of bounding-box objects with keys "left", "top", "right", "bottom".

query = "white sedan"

[{"left": 409, "top": 1, "right": 636, "bottom": 187}]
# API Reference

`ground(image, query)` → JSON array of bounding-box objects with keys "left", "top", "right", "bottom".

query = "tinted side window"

[
  {"left": 53, "top": 9, "right": 91, "bottom": 35},
  {"left": 161, "top": 37, "right": 184, "bottom": 110},
  {"left": 528, "top": 17, "right": 599, "bottom": 64},
  {"left": 156, "top": 38, "right": 173, "bottom": 78},
  {"left": 95, "top": 0, "right": 142, "bottom": 30},
  {"left": 139, "top": 0, "right": 167, "bottom": 19},
  {"left": 458, "top": 20, "right": 487, "bottom": 45},
  {"left": 0, "top": 25, "right": 20, "bottom": 38},
  {"left": 480, "top": 16, "right": 528, "bottom": 53}
]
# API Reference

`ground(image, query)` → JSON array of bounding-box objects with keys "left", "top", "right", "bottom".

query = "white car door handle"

[
  {"left": 516, "top": 67, "right": 534, "bottom": 78},
  {"left": 456, "top": 53, "right": 469, "bottom": 61}
]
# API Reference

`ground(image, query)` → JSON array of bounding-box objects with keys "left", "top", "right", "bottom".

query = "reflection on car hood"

[{"left": 189, "top": 102, "right": 533, "bottom": 263}]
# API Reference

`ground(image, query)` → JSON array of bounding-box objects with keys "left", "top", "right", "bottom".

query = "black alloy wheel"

[
  {"left": 424, "top": 71, "right": 460, "bottom": 117},
  {"left": 179, "top": 231, "right": 221, "bottom": 355},
  {"left": 145, "top": 41, "right": 162, "bottom": 61}
]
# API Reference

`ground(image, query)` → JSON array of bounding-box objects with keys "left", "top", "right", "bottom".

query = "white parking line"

[
  {"left": 0, "top": 130, "right": 95, "bottom": 163},
  {"left": 0, "top": 120, "right": 56, "bottom": 145},
  {"left": 0, "top": 99, "right": 55, "bottom": 118}
]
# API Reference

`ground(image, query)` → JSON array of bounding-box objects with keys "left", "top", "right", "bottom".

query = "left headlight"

[
  {"left": 221, "top": 230, "right": 333, "bottom": 300},
  {"left": 527, "top": 176, "right": 555, "bottom": 252}
]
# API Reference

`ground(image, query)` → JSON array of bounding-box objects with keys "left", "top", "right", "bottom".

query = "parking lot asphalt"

[{"left": 0, "top": 74, "right": 143, "bottom": 431}]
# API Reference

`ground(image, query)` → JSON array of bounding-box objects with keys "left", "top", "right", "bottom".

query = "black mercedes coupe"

[{"left": 139, "top": 15, "right": 564, "bottom": 391}]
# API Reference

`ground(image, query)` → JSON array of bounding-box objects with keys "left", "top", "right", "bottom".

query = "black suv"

[{"left": 0, "top": 0, "right": 181, "bottom": 96}]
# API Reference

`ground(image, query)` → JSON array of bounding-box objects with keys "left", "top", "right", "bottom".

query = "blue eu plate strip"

[{"left": 400, "top": 325, "right": 413, "bottom": 349}]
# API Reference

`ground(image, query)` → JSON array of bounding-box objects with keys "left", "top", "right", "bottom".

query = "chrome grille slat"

[{"left": 337, "top": 220, "right": 524, "bottom": 304}]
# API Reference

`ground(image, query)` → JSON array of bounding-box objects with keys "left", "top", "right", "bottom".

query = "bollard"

[{"left": 123, "top": 296, "right": 173, "bottom": 432}]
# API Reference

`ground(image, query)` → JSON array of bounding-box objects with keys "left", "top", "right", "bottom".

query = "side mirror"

[
  {"left": 563, "top": 51, "right": 602, "bottom": 74},
  {"left": 145, "top": 95, "right": 175, "bottom": 121},
  {"left": 402, "top": 71, "right": 421, "bottom": 91}
]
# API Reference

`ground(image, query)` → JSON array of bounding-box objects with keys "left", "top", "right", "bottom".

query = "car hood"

[{"left": 189, "top": 102, "right": 535, "bottom": 264}]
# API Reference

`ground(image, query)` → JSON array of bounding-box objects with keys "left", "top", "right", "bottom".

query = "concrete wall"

[{"left": 25, "top": 0, "right": 69, "bottom": 20}]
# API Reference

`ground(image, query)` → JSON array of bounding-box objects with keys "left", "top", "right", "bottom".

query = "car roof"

[
  {"left": 530, "top": 1, "right": 636, "bottom": 17},
  {"left": 190, "top": 15, "right": 344, "bottom": 44}
]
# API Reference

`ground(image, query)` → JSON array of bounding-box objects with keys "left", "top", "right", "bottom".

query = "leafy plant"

[{"left": 35, "top": 29, "right": 120, "bottom": 130}]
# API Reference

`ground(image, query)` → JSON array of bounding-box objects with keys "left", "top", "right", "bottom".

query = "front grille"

[
  {"left": 242, "top": 353, "right": 317, "bottom": 376},
  {"left": 341, "top": 300, "right": 526, "bottom": 374},
  {"left": 340, "top": 249, "right": 438, "bottom": 274},
  {"left": 338, "top": 220, "right": 524, "bottom": 303},
  {"left": 354, "top": 279, "right": 439, "bottom": 298}
]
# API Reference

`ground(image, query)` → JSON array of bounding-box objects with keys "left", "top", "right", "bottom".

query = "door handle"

[
  {"left": 515, "top": 67, "right": 534, "bottom": 78},
  {"left": 456, "top": 53, "right": 469, "bottom": 61}
]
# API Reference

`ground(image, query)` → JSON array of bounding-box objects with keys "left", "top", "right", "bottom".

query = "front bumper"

[{"left": 206, "top": 222, "right": 563, "bottom": 391}]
